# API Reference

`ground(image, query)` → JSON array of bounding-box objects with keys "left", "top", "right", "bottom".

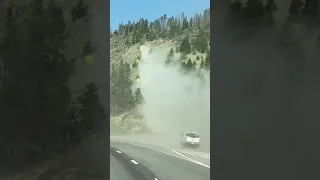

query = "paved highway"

[
  {"left": 111, "top": 133, "right": 210, "bottom": 152},
  {"left": 111, "top": 141, "right": 210, "bottom": 180},
  {"left": 110, "top": 154, "right": 135, "bottom": 180}
]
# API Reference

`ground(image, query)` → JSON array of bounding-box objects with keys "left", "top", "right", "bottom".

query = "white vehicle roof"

[
  {"left": 184, "top": 132, "right": 200, "bottom": 136},
  {"left": 185, "top": 131, "right": 198, "bottom": 134}
]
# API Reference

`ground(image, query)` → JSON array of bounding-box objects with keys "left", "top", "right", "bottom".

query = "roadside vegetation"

[
  {"left": 0, "top": 0, "right": 106, "bottom": 174},
  {"left": 110, "top": 8, "right": 211, "bottom": 133}
]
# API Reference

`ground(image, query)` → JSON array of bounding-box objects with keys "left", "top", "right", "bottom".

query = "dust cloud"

[{"left": 136, "top": 46, "right": 210, "bottom": 151}]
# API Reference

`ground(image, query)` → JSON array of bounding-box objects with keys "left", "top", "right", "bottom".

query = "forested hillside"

[{"left": 110, "top": 8, "right": 211, "bottom": 121}]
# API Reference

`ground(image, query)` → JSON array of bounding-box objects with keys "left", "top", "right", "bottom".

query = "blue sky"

[{"left": 110, "top": 0, "right": 210, "bottom": 30}]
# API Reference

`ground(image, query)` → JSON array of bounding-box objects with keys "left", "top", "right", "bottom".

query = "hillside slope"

[{"left": 110, "top": 9, "right": 211, "bottom": 134}]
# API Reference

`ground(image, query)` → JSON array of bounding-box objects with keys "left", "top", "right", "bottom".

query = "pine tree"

[
  {"left": 182, "top": 17, "right": 189, "bottom": 30},
  {"left": 189, "top": 18, "right": 193, "bottom": 29},
  {"left": 194, "top": 29, "right": 208, "bottom": 53},
  {"left": 200, "top": 60, "right": 205, "bottom": 69},
  {"left": 165, "top": 48, "right": 174, "bottom": 66},
  {"left": 204, "top": 49, "right": 210, "bottom": 70},
  {"left": 185, "top": 58, "right": 193, "bottom": 71},
  {"left": 179, "top": 61, "right": 187, "bottom": 73},
  {"left": 192, "top": 61, "right": 197, "bottom": 71},
  {"left": 180, "top": 53, "right": 188, "bottom": 61},
  {"left": 116, "top": 60, "right": 134, "bottom": 112},
  {"left": 134, "top": 88, "right": 145, "bottom": 105},
  {"left": 167, "top": 48, "right": 174, "bottom": 58},
  {"left": 180, "top": 36, "right": 191, "bottom": 54},
  {"left": 176, "top": 46, "right": 180, "bottom": 53}
]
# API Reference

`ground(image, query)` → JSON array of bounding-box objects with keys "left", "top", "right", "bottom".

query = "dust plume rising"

[{"left": 137, "top": 45, "right": 210, "bottom": 150}]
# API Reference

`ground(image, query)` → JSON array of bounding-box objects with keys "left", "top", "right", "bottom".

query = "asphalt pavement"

[
  {"left": 110, "top": 154, "right": 135, "bottom": 180},
  {"left": 111, "top": 141, "right": 210, "bottom": 180}
]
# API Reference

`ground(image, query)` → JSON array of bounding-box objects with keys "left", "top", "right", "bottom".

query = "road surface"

[
  {"left": 110, "top": 154, "right": 135, "bottom": 180},
  {"left": 111, "top": 141, "right": 210, "bottom": 180},
  {"left": 111, "top": 134, "right": 210, "bottom": 161}
]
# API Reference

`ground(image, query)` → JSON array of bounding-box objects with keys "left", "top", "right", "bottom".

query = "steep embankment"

[{"left": 110, "top": 37, "right": 210, "bottom": 155}]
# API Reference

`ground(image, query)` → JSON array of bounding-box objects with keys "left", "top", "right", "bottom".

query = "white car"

[{"left": 180, "top": 132, "right": 200, "bottom": 148}]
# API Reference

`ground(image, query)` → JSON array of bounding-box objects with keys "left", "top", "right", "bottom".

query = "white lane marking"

[
  {"left": 112, "top": 140, "right": 210, "bottom": 168},
  {"left": 171, "top": 149, "right": 209, "bottom": 164},
  {"left": 131, "top": 160, "right": 139, "bottom": 164},
  {"left": 172, "top": 150, "right": 192, "bottom": 159},
  {"left": 116, "top": 150, "right": 122, "bottom": 153},
  {"left": 154, "top": 178, "right": 158, "bottom": 180},
  {"left": 171, "top": 149, "right": 210, "bottom": 168}
]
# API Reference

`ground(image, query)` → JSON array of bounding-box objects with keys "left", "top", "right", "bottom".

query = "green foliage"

[
  {"left": 192, "top": 61, "right": 197, "bottom": 67},
  {"left": 165, "top": 48, "right": 174, "bottom": 66},
  {"left": 193, "top": 29, "right": 208, "bottom": 53},
  {"left": 204, "top": 49, "right": 210, "bottom": 70},
  {"left": 176, "top": 46, "right": 180, "bottom": 53},
  {"left": 180, "top": 53, "right": 188, "bottom": 61},
  {"left": 179, "top": 58, "right": 197, "bottom": 74},
  {"left": 113, "top": 8, "right": 210, "bottom": 44},
  {"left": 132, "top": 61, "right": 138, "bottom": 68},
  {"left": 180, "top": 36, "right": 191, "bottom": 54},
  {"left": 185, "top": 58, "right": 193, "bottom": 71},
  {"left": 110, "top": 59, "right": 135, "bottom": 115},
  {"left": 134, "top": 88, "right": 145, "bottom": 105},
  {"left": 200, "top": 60, "right": 205, "bottom": 69},
  {"left": 192, "top": 61, "right": 197, "bottom": 71},
  {"left": 168, "top": 48, "right": 174, "bottom": 57},
  {"left": 192, "top": 48, "right": 197, "bottom": 55}
]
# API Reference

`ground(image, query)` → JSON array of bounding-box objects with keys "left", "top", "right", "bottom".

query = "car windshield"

[{"left": 186, "top": 133, "right": 199, "bottom": 138}]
